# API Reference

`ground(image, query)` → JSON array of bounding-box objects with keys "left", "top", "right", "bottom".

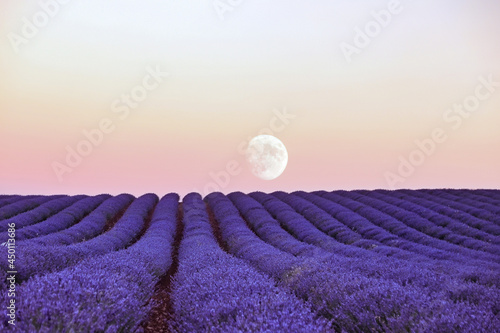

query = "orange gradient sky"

[{"left": 1, "top": 0, "right": 500, "bottom": 196}]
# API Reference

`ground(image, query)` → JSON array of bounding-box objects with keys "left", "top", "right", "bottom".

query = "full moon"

[{"left": 246, "top": 135, "right": 288, "bottom": 180}]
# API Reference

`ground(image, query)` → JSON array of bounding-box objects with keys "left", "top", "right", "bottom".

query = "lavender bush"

[
  {"left": 0, "top": 190, "right": 498, "bottom": 332},
  {"left": 169, "top": 193, "right": 331, "bottom": 332}
]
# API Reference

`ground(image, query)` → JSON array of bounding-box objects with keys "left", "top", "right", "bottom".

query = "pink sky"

[{"left": 1, "top": 0, "right": 500, "bottom": 196}]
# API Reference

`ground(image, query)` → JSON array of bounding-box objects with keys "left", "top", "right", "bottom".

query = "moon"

[{"left": 246, "top": 135, "right": 288, "bottom": 180}]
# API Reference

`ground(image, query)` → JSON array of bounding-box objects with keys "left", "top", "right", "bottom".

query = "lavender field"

[{"left": 1, "top": 190, "right": 500, "bottom": 332}]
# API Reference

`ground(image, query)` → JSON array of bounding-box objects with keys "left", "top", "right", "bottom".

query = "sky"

[{"left": 1, "top": 0, "right": 499, "bottom": 196}]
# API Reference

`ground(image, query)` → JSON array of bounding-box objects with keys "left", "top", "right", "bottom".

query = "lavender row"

[
  {"left": 296, "top": 191, "right": 467, "bottom": 263},
  {"left": 294, "top": 191, "right": 500, "bottom": 287},
  {"left": 228, "top": 192, "right": 326, "bottom": 258},
  {"left": 0, "top": 196, "right": 64, "bottom": 221},
  {"left": 1, "top": 195, "right": 109, "bottom": 244},
  {"left": 396, "top": 190, "right": 500, "bottom": 233},
  {"left": 337, "top": 190, "right": 500, "bottom": 258},
  {"left": 0, "top": 196, "right": 34, "bottom": 209},
  {"left": 314, "top": 191, "right": 500, "bottom": 268},
  {"left": 246, "top": 190, "right": 500, "bottom": 316},
  {"left": 0, "top": 194, "right": 156, "bottom": 283},
  {"left": 358, "top": 190, "right": 500, "bottom": 246},
  {"left": 0, "top": 195, "right": 88, "bottom": 234},
  {"left": 454, "top": 189, "right": 500, "bottom": 211},
  {"left": 261, "top": 191, "right": 387, "bottom": 259},
  {"left": 256, "top": 192, "right": 498, "bottom": 291},
  {"left": 206, "top": 192, "right": 499, "bottom": 332},
  {"left": 274, "top": 191, "right": 441, "bottom": 263},
  {"left": 432, "top": 189, "right": 500, "bottom": 208},
  {"left": 23, "top": 194, "right": 133, "bottom": 246},
  {"left": 4, "top": 194, "right": 179, "bottom": 332},
  {"left": 421, "top": 189, "right": 500, "bottom": 219},
  {"left": 170, "top": 193, "right": 331, "bottom": 332},
  {"left": 206, "top": 192, "right": 297, "bottom": 279},
  {"left": 474, "top": 189, "right": 500, "bottom": 202}
]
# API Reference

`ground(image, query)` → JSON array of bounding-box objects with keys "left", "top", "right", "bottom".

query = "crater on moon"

[{"left": 246, "top": 135, "right": 288, "bottom": 180}]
